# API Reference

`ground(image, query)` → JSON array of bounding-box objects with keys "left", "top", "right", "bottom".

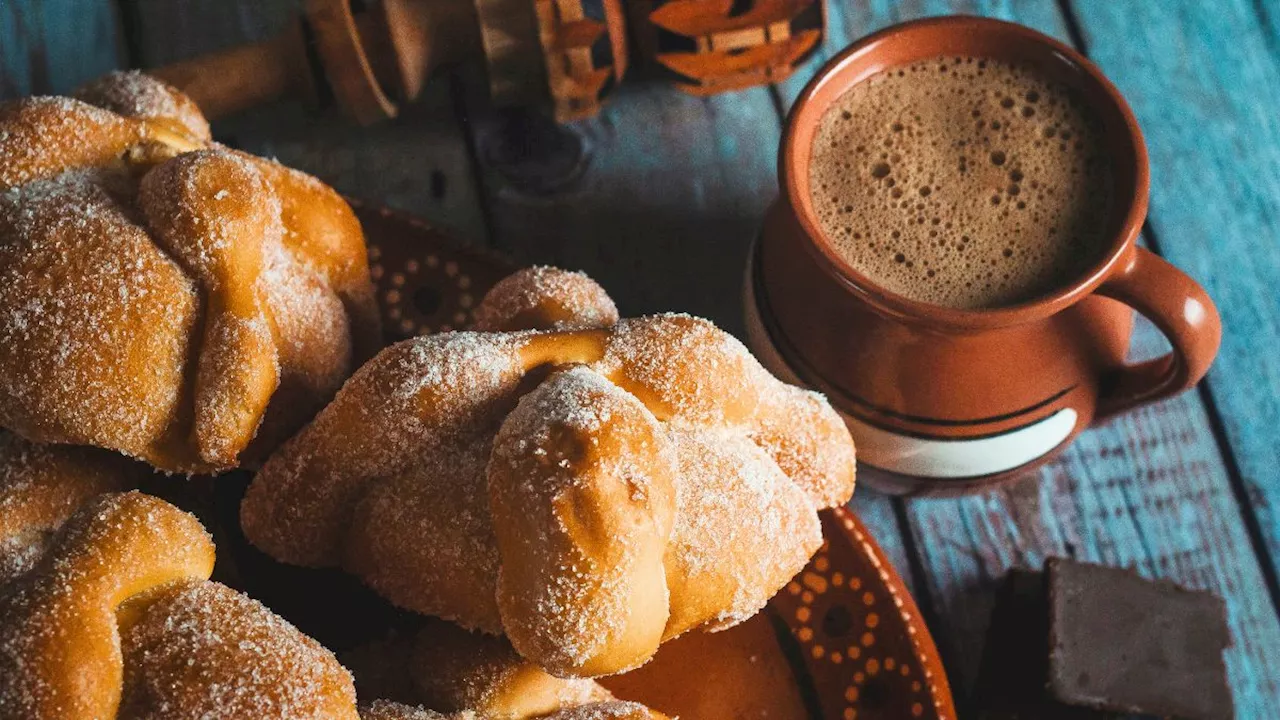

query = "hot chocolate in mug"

[{"left": 745, "top": 16, "right": 1221, "bottom": 495}]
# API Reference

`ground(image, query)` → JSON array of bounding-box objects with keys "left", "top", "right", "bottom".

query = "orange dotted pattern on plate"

[
  {"left": 773, "top": 509, "right": 956, "bottom": 720},
  {"left": 352, "top": 201, "right": 513, "bottom": 341},
  {"left": 351, "top": 200, "right": 957, "bottom": 720}
]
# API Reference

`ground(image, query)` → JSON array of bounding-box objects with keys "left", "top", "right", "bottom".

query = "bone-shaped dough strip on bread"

[
  {"left": 489, "top": 366, "right": 678, "bottom": 677},
  {"left": 138, "top": 150, "right": 282, "bottom": 466},
  {"left": 0, "top": 98, "right": 151, "bottom": 188},
  {"left": 0, "top": 492, "right": 215, "bottom": 719}
]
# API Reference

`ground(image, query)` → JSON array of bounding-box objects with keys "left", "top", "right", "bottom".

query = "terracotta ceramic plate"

[{"left": 352, "top": 201, "right": 957, "bottom": 720}]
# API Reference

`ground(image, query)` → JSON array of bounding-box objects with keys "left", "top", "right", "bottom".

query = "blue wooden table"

[{"left": 5, "top": 0, "right": 1279, "bottom": 715}]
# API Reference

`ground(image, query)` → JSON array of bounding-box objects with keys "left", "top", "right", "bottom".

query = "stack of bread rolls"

[
  {"left": 0, "top": 434, "right": 668, "bottom": 720},
  {"left": 0, "top": 71, "right": 858, "bottom": 715}
]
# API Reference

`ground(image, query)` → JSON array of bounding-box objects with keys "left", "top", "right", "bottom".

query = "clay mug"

[{"left": 744, "top": 16, "right": 1221, "bottom": 495}]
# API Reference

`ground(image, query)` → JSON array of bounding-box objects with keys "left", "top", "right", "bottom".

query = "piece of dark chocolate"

[
  {"left": 974, "top": 568, "right": 1121, "bottom": 720},
  {"left": 1047, "top": 558, "right": 1234, "bottom": 720}
]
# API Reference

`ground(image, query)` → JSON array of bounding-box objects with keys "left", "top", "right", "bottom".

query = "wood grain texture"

[
  {"left": 16, "top": 0, "right": 1278, "bottom": 713},
  {"left": 469, "top": 87, "right": 779, "bottom": 334},
  {"left": 1067, "top": 0, "right": 1280, "bottom": 610},
  {"left": 121, "top": 0, "right": 489, "bottom": 243},
  {"left": 0, "top": 0, "right": 121, "bottom": 99},
  {"left": 807, "top": 0, "right": 1280, "bottom": 715}
]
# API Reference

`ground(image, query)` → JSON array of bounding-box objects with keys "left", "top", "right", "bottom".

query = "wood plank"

[
  {"left": 0, "top": 0, "right": 122, "bottom": 99},
  {"left": 774, "top": 0, "right": 1066, "bottom": 108},
  {"left": 122, "top": 0, "right": 489, "bottom": 244},
  {"left": 804, "top": 0, "right": 1280, "bottom": 714},
  {"left": 1068, "top": 0, "right": 1280, "bottom": 604},
  {"left": 468, "top": 87, "right": 779, "bottom": 332}
]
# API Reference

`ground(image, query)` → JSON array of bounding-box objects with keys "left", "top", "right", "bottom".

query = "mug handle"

[{"left": 1092, "top": 246, "right": 1222, "bottom": 420}]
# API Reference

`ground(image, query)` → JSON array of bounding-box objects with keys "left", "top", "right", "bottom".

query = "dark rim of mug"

[{"left": 780, "top": 15, "right": 1150, "bottom": 331}]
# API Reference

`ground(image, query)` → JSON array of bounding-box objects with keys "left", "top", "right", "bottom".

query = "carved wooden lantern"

[{"left": 630, "top": 0, "right": 823, "bottom": 95}]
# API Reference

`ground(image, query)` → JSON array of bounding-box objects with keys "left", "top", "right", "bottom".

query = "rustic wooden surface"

[{"left": 4, "top": 0, "right": 1278, "bottom": 715}]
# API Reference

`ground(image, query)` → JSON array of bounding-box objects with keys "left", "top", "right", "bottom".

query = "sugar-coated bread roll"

[
  {"left": 243, "top": 267, "right": 857, "bottom": 677},
  {"left": 0, "top": 492, "right": 217, "bottom": 719},
  {"left": 490, "top": 367, "right": 677, "bottom": 677},
  {"left": 0, "top": 71, "right": 378, "bottom": 473},
  {"left": 0, "top": 452, "right": 363, "bottom": 720}
]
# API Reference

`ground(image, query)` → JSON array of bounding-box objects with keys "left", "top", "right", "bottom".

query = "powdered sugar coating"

[
  {"left": 0, "top": 434, "right": 144, "bottom": 585},
  {"left": 0, "top": 171, "right": 199, "bottom": 460},
  {"left": 0, "top": 477, "right": 365, "bottom": 719},
  {"left": 346, "top": 438, "right": 503, "bottom": 631},
  {"left": 74, "top": 70, "right": 212, "bottom": 141},
  {"left": 750, "top": 383, "right": 858, "bottom": 508},
  {"left": 120, "top": 580, "right": 359, "bottom": 719},
  {"left": 664, "top": 429, "right": 822, "bottom": 636},
  {"left": 490, "top": 366, "right": 677, "bottom": 677},
  {"left": 0, "top": 492, "right": 215, "bottom": 719},
  {"left": 0, "top": 97, "right": 140, "bottom": 187},
  {"left": 244, "top": 273, "right": 857, "bottom": 678},
  {"left": 242, "top": 331, "right": 529, "bottom": 567},
  {"left": 595, "top": 314, "right": 767, "bottom": 425}
]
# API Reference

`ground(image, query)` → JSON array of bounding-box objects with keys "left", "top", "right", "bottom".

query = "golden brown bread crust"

[
  {"left": 354, "top": 618, "right": 668, "bottom": 720},
  {"left": 120, "top": 580, "right": 359, "bottom": 720},
  {"left": 600, "top": 611, "right": 810, "bottom": 720},
  {"left": 74, "top": 70, "right": 212, "bottom": 142},
  {"left": 0, "top": 492, "right": 217, "bottom": 719},
  {"left": 489, "top": 366, "right": 677, "bottom": 676},
  {"left": 409, "top": 619, "right": 613, "bottom": 718},
  {"left": 0, "top": 433, "right": 149, "bottom": 584},
  {"left": 470, "top": 266, "right": 620, "bottom": 332},
  {"left": 243, "top": 268, "right": 855, "bottom": 677},
  {"left": 661, "top": 429, "right": 821, "bottom": 637},
  {"left": 0, "top": 72, "right": 378, "bottom": 473}
]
